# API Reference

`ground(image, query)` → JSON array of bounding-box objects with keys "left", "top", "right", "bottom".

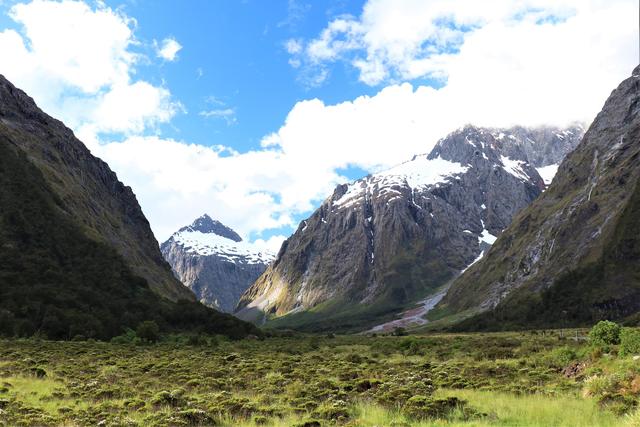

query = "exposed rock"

[
  {"left": 236, "top": 125, "right": 583, "bottom": 330},
  {"left": 442, "top": 66, "right": 640, "bottom": 329}
]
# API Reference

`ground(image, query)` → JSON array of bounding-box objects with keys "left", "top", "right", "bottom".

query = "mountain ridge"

[{"left": 236, "top": 124, "right": 583, "bottom": 331}]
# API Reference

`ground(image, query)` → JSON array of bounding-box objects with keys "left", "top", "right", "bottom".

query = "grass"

[
  {"left": 434, "top": 389, "right": 621, "bottom": 427},
  {"left": 0, "top": 330, "right": 637, "bottom": 426}
]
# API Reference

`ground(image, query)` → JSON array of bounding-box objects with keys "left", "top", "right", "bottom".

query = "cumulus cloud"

[
  {"left": 0, "top": 0, "right": 179, "bottom": 145},
  {"left": 156, "top": 37, "right": 182, "bottom": 61},
  {"left": 94, "top": 136, "right": 343, "bottom": 242},
  {"left": 289, "top": 0, "right": 635, "bottom": 87},
  {"left": 275, "top": 0, "right": 636, "bottom": 165}
]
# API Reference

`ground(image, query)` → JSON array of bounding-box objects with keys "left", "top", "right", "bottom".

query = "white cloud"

[
  {"left": 93, "top": 136, "right": 343, "bottom": 242},
  {"left": 199, "top": 108, "right": 237, "bottom": 125},
  {"left": 0, "top": 0, "right": 635, "bottom": 249},
  {"left": 156, "top": 37, "right": 182, "bottom": 61},
  {"left": 289, "top": 0, "right": 635, "bottom": 87},
  {"left": 253, "top": 235, "right": 288, "bottom": 254},
  {"left": 285, "top": 38, "right": 303, "bottom": 54},
  {"left": 273, "top": 0, "right": 636, "bottom": 167},
  {"left": 0, "top": 0, "right": 178, "bottom": 144}
]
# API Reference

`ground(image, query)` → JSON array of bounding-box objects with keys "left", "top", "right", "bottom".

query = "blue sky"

[
  {"left": 0, "top": 0, "right": 634, "bottom": 250},
  {"left": 112, "top": 0, "right": 375, "bottom": 156}
]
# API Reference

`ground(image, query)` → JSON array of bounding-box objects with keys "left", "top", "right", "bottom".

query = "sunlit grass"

[{"left": 434, "top": 389, "right": 621, "bottom": 427}]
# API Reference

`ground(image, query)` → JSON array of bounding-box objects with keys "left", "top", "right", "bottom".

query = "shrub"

[
  {"left": 110, "top": 328, "right": 137, "bottom": 344},
  {"left": 589, "top": 320, "right": 621, "bottom": 348},
  {"left": 547, "top": 346, "right": 578, "bottom": 366},
  {"left": 136, "top": 321, "right": 160, "bottom": 343},
  {"left": 403, "top": 395, "right": 464, "bottom": 420},
  {"left": 620, "top": 328, "right": 640, "bottom": 356}
]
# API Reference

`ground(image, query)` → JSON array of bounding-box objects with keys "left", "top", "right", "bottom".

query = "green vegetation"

[
  {"left": 1, "top": 326, "right": 640, "bottom": 426},
  {"left": 589, "top": 320, "right": 622, "bottom": 348},
  {"left": 449, "top": 177, "right": 640, "bottom": 332},
  {"left": 0, "top": 139, "right": 258, "bottom": 341}
]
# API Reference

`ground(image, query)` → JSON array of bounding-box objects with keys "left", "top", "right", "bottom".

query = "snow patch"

[
  {"left": 500, "top": 155, "right": 530, "bottom": 181},
  {"left": 333, "top": 156, "right": 469, "bottom": 210},
  {"left": 174, "top": 231, "right": 275, "bottom": 264},
  {"left": 536, "top": 164, "right": 559, "bottom": 186},
  {"left": 462, "top": 251, "right": 484, "bottom": 273},
  {"left": 479, "top": 229, "right": 497, "bottom": 245}
]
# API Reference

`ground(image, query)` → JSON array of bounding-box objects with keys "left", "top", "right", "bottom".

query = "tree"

[
  {"left": 136, "top": 320, "right": 160, "bottom": 343},
  {"left": 588, "top": 320, "right": 621, "bottom": 348}
]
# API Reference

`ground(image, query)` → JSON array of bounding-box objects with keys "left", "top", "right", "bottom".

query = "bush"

[
  {"left": 546, "top": 346, "right": 578, "bottom": 366},
  {"left": 620, "top": 328, "right": 640, "bottom": 356},
  {"left": 136, "top": 321, "right": 160, "bottom": 343},
  {"left": 589, "top": 320, "right": 621, "bottom": 348}
]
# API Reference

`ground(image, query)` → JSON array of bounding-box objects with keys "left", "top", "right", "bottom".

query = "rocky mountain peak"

[
  {"left": 236, "top": 124, "right": 584, "bottom": 329},
  {"left": 162, "top": 216, "right": 275, "bottom": 313},
  {"left": 179, "top": 214, "right": 243, "bottom": 242}
]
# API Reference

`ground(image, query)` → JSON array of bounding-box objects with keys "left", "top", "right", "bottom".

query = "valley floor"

[{"left": 0, "top": 331, "right": 638, "bottom": 426}]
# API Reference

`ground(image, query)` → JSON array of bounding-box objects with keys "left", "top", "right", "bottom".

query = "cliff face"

[
  {"left": 236, "top": 125, "right": 583, "bottom": 331},
  {"left": 0, "top": 74, "right": 192, "bottom": 302},
  {"left": 441, "top": 66, "right": 640, "bottom": 329},
  {"left": 161, "top": 215, "right": 274, "bottom": 312}
]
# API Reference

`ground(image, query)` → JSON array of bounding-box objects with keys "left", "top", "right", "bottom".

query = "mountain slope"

[
  {"left": 440, "top": 66, "right": 640, "bottom": 329},
  {"left": 0, "top": 75, "right": 258, "bottom": 340},
  {"left": 236, "top": 125, "right": 583, "bottom": 331},
  {"left": 0, "top": 75, "right": 191, "bottom": 301},
  {"left": 161, "top": 215, "right": 274, "bottom": 312}
]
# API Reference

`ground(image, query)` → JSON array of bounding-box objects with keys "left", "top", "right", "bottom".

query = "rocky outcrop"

[
  {"left": 236, "top": 125, "right": 583, "bottom": 330},
  {"left": 441, "top": 66, "right": 640, "bottom": 329},
  {"left": 162, "top": 215, "right": 274, "bottom": 312},
  {"left": 0, "top": 74, "right": 192, "bottom": 302}
]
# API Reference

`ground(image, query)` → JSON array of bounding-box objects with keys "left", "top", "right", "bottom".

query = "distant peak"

[{"left": 178, "top": 214, "right": 243, "bottom": 242}]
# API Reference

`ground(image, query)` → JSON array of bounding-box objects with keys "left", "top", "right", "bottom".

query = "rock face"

[
  {"left": 236, "top": 124, "right": 583, "bottom": 331},
  {"left": 161, "top": 215, "right": 275, "bottom": 312},
  {"left": 0, "top": 74, "right": 192, "bottom": 302},
  {"left": 441, "top": 67, "right": 640, "bottom": 329}
]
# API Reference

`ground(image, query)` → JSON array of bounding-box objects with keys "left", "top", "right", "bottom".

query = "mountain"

[
  {"left": 0, "top": 75, "right": 258, "bottom": 340},
  {"left": 438, "top": 66, "right": 640, "bottom": 330},
  {"left": 0, "top": 76, "right": 192, "bottom": 302},
  {"left": 161, "top": 215, "right": 275, "bottom": 312},
  {"left": 236, "top": 124, "right": 583, "bottom": 331}
]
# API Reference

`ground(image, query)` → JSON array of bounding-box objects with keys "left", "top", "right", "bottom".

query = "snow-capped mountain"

[
  {"left": 236, "top": 124, "right": 583, "bottom": 330},
  {"left": 161, "top": 215, "right": 275, "bottom": 312}
]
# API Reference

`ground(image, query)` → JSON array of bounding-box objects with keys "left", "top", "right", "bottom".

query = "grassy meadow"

[{"left": 0, "top": 329, "right": 639, "bottom": 426}]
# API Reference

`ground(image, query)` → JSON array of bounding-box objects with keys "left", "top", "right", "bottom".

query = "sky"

[{"left": 0, "top": 0, "right": 635, "bottom": 252}]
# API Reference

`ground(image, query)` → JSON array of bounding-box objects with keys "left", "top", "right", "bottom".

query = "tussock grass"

[{"left": 0, "top": 331, "right": 636, "bottom": 426}]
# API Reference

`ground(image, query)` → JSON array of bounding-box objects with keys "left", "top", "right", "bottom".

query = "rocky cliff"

[
  {"left": 161, "top": 215, "right": 274, "bottom": 312},
  {"left": 236, "top": 124, "right": 583, "bottom": 331},
  {"left": 440, "top": 66, "right": 640, "bottom": 329}
]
